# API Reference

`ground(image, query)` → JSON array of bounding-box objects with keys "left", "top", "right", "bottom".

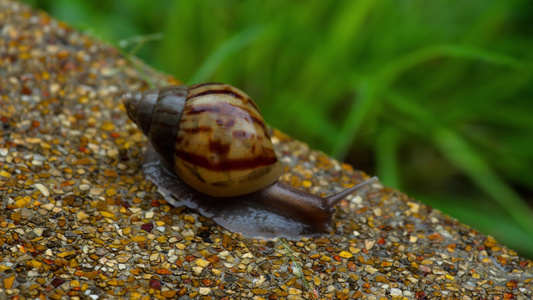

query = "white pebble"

[
  {"left": 390, "top": 288, "right": 403, "bottom": 297},
  {"left": 40, "top": 203, "right": 55, "bottom": 210}
]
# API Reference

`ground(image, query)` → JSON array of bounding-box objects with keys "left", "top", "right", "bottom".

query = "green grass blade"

[
  {"left": 433, "top": 128, "right": 533, "bottom": 234},
  {"left": 379, "top": 45, "right": 523, "bottom": 85},
  {"left": 188, "top": 25, "right": 268, "bottom": 84},
  {"left": 330, "top": 79, "right": 378, "bottom": 159},
  {"left": 376, "top": 126, "right": 401, "bottom": 189}
]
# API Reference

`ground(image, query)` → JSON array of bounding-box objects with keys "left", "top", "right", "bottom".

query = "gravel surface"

[{"left": 1, "top": 0, "right": 532, "bottom": 299}]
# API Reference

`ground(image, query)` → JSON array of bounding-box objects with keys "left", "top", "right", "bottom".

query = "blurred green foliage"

[{"left": 23, "top": 0, "right": 533, "bottom": 258}]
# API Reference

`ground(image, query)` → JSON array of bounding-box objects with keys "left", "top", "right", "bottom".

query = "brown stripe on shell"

[
  {"left": 188, "top": 82, "right": 223, "bottom": 90},
  {"left": 190, "top": 83, "right": 261, "bottom": 113},
  {"left": 208, "top": 140, "right": 231, "bottom": 156},
  {"left": 244, "top": 94, "right": 260, "bottom": 112},
  {"left": 180, "top": 126, "right": 213, "bottom": 134},
  {"left": 187, "top": 88, "right": 245, "bottom": 101},
  {"left": 175, "top": 148, "right": 278, "bottom": 172},
  {"left": 182, "top": 102, "right": 268, "bottom": 135}
]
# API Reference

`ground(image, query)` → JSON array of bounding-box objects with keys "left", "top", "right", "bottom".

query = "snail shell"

[
  {"left": 124, "top": 83, "right": 282, "bottom": 197},
  {"left": 124, "top": 83, "right": 377, "bottom": 238}
]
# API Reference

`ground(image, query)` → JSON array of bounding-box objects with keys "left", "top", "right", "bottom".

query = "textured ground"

[{"left": 1, "top": 0, "right": 532, "bottom": 299}]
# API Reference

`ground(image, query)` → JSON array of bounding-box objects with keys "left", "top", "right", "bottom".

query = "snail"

[{"left": 123, "top": 83, "right": 377, "bottom": 238}]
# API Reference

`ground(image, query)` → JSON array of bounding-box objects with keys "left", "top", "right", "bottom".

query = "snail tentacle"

[{"left": 326, "top": 176, "right": 378, "bottom": 207}]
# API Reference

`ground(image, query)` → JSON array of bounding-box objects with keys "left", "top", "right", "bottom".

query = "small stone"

[
  {"left": 198, "top": 287, "right": 211, "bottom": 295},
  {"left": 150, "top": 253, "right": 160, "bottom": 261},
  {"left": 116, "top": 254, "right": 132, "bottom": 263},
  {"left": 132, "top": 236, "right": 146, "bottom": 243},
  {"left": 506, "top": 279, "right": 518, "bottom": 290},
  {"left": 484, "top": 236, "right": 498, "bottom": 248},
  {"left": 108, "top": 279, "right": 118, "bottom": 286},
  {"left": 103, "top": 170, "right": 118, "bottom": 177},
  {"left": 390, "top": 288, "right": 403, "bottom": 297},
  {"left": 100, "top": 211, "right": 115, "bottom": 219},
  {"left": 149, "top": 279, "right": 161, "bottom": 290},
  {"left": 90, "top": 188, "right": 104, "bottom": 196},
  {"left": 0, "top": 170, "right": 11, "bottom": 178},
  {"left": 314, "top": 237, "right": 330, "bottom": 246},
  {"left": 364, "top": 265, "right": 378, "bottom": 274},
  {"left": 156, "top": 268, "right": 172, "bottom": 275},
  {"left": 181, "top": 215, "right": 195, "bottom": 224},
  {"left": 339, "top": 251, "right": 352, "bottom": 258},
  {"left": 33, "top": 228, "right": 44, "bottom": 236},
  {"left": 101, "top": 121, "right": 115, "bottom": 131},
  {"left": 195, "top": 258, "right": 210, "bottom": 268},
  {"left": 181, "top": 229, "right": 194, "bottom": 238},
  {"left": 28, "top": 259, "right": 43, "bottom": 268},
  {"left": 79, "top": 184, "right": 90, "bottom": 191},
  {"left": 4, "top": 275, "right": 15, "bottom": 289},
  {"left": 57, "top": 251, "right": 76, "bottom": 258},
  {"left": 141, "top": 223, "right": 154, "bottom": 233},
  {"left": 106, "top": 189, "right": 116, "bottom": 197},
  {"left": 73, "top": 158, "right": 91, "bottom": 165},
  {"left": 34, "top": 183, "right": 50, "bottom": 197},
  {"left": 407, "top": 201, "right": 420, "bottom": 213},
  {"left": 40, "top": 203, "right": 55, "bottom": 211},
  {"left": 302, "top": 180, "right": 312, "bottom": 188},
  {"left": 130, "top": 269, "right": 141, "bottom": 275},
  {"left": 77, "top": 211, "right": 90, "bottom": 221},
  {"left": 162, "top": 290, "right": 177, "bottom": 298},
  {"left": 50, "top": 277, "right": 65, "bottom": 288},
  {"left": 10, "top": 212, "right": 21, "bottom": 222},
  {"left": 364, "top": 240, "right": 375, "bottom": 250},
  {"left": 252, "top": 288, "right": 268, "bottom": 295},
  {"left": 288, "top": 287, "right": 302, "bottom": 295},
  {"left": 15, "top": 196, "right": 32, "bottom": 208}
]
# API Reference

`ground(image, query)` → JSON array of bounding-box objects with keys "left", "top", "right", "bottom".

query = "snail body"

[{"left": 124, "top": 83, "right": 376, "bottom": 238}]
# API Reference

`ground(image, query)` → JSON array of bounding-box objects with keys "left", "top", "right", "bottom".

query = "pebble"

[
  {"left": 339, "top": 251, "right": 352, "bottom": 258},
  {"left": 34, "top": 183, "right": 50, "bottom": 197},
  {"left": 195, "top": 258, "right": 210, "bottom": 267},
  {"left": 89, "top": 188, "right": 104, "bottom": 196},
  {"left": 77, "top": 211, "right": 90, "bottom": 220},
  {"left": 40, "top": 203, "right": 55, "bottom": 211},
  {"left": 79, "top": 184, "right": 91, "bottom": 191},
  {"left": 33, "top": 228, "right": 44, "bottom": 236},
  {"left": 390, "top": 288, "right": 402, "bottom": 297}
]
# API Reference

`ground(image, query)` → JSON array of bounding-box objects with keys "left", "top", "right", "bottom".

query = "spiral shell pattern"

[
  {"left": 174, "top": 83, "right": 282, "bottom": 197},
  {"left": 124, "top": 85, "right": 188, "bottom": 171}
]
